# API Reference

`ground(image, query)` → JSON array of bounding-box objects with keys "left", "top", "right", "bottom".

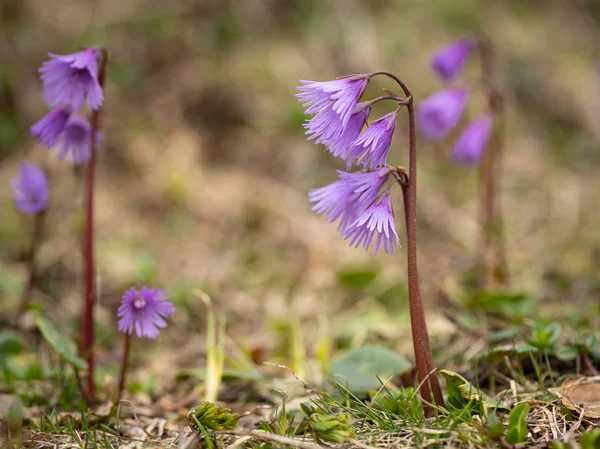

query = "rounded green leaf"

[
  {"left": 330, "top": 346, "right": 412, "bottom": 394},
  {"left": 506, "top": 403, "right": 530, "bottom": 444},
  {"left": 36, "top": 317, "right": 88, "bottom": 371},
  {"left": 0, "top": 331, "right": 24, "bottom": 358}
]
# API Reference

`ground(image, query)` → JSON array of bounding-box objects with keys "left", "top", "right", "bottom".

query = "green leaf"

[
  {"left": 0, "top": 331, "right": 24, "bottom": 358},
  {"left": 330, "top": 346, "right": 411, "bottom": 394},
  {"left": 506, "top": 403, "right": 530, "bottom": 444},
  {"left": 487, "top": 412, "right": 503, "bottom": 440},
  {"left": 580, "top": 429, "right": 600, "bottom": 449},
  {"left": 36, "top": 317, "right": 88, "bottom": 371},
  {"left": 439, "top": 369, "right": 505, "bottom": 412}
]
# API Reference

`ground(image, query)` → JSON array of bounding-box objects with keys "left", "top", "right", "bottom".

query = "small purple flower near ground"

[
  {"left": 417, "top": 89, "right": 469, "bottom": 140},
  {"left": 342, "top": 192, "right": 400, "bottom": 255},
  {"left": 452, "top": 116, "right": 493, "bottom": 166},
  {"left": 347, "top": 112, "right": 397, "bottom": 170},
  {"left": 308, "top": 169, "right": 390, "bottom": 232},
  {"left": 11, "top": 163, "right": 49, "bottom": 215},
  {"left": 432, "top": 39, "right": 475, "bottom": 82},
  {"left": 117, "top": 287, "right": 175, "bottom": 339},
  {"left": 40, "top": 48, "right": 103, "bottom": 111},
  {"left": 304, "top": 103, "right": 369, "bottom": 159},
  {"left": 30, "top": 108, "right": 70, "bottom": 147},
  {"left": 297, "top": 76, "right": 369, "bottom": 127}
]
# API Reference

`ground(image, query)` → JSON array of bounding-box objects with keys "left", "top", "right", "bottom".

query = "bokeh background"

[{"left": 1, "top": 0, "right": 599, "bottom": 389}]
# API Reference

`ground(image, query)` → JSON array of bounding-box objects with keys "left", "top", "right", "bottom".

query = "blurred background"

[{"left": 1, "top": 0, "right": 599, "bottom": 390}]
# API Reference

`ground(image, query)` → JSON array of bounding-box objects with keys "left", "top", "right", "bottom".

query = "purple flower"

[
  {"left": 11, "top": 163, "right": 49, "bottom": 215},
  {"left": 418, "top": 89, "right": 469, "bottom": 140},
  {"left": 342, "top": 192, "right": 400, "bottom": 255},
  {"left": 347, "top": 112, "right": 397, "bottom": 169},
  {"left": 452, "top": 116, "right": 493, "bottom": 166},
  {"left": 117, "top": 287, "right": 175, "bottom": 339},
  {"left": 297, "top": 76, "right": 368, "bottom": 127},
  {"left": 53, "top": 115, "right": 93, "bottom": 165},
  {"left": 432, "top": 39, "right": 475, "bottom": 82},
  {"left": 305, "top": 102, "right": 369, "bottom": 159},
  {"left": 30, "top": 108, "right": 70, "bottom": 147},
  {"left": 309, "top": 169, "right": 390, "bottom": 232},
  {"left": 40, "top": 48, "right": 103, "bottom": 111}
]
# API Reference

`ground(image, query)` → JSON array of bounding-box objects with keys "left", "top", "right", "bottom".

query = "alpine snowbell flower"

[
  {"left": 452, "top": 116, "right": 492, "bottom": 166},
  {"left": 432, "top": 39, "right": 475, "bottom": 82},
  {"left": 117, "top": 287, "right": 175, "bottom": 339},
  {"left": 347, "top": 112, "right": 397, "bottom": 169},
  {"left": 40, "top": 48, "right": 103, "bottom": 111},
  {"left": 30, "top": 108, "right": 70, "bottom": 147},
  {"left": 417, "top": 89, "right": 469, "bottom": 140},
  {"left": 305, "top": 103, "right": 369, "bottom": 159},
  {"left": 11, "top": 163, "right": 49, "bottom": 215},
  {"left": 308, "top": 169, "right": 389, "bottom": 232},
  {"left": 297, "top": 76, "right": 369, "bottom": 127},
  {"left": 55, "top": 115, "right": 93, "bottom": 165},
  {"left": 342, "top": 192, "right": 400, "bottom": 255}
]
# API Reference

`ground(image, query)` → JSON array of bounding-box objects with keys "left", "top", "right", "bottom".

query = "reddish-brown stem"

[
  {"left": 14, "top": 211, "right": 46, "bottom": 329},
  {"left": 478, "top": 39, "right": 509, "bottom": 288},
  {"left": 81, "top": 48, "right": 108, "bottom": 404},
  {"left": 403, "top": 101, "right": 444, "bottom": 413},
  {"left": 117, "top": 332, "right": 132, "bottom": 401}
]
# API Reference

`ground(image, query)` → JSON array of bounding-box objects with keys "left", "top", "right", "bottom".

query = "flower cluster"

[
  {"left": 30, "top": 48, "right": 104, "bottom": 166},
  {"left": 418, "top": 39, "right": 492, "bottom": 165},
  {"left": 297, "top": 74, "right": 404, "bottom": 254},
  {"left": 117, "top": 287, "right": 175, "bottom": 339}
]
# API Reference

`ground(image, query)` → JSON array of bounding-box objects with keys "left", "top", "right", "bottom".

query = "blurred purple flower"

[
  {"left": 117, "top": 287, "right": 175, "bottom": 339},
  {"left": 309, "top": 169, "right": 389, "bottom": 232},
  {"left": 347, "top": 112, "right": 397, "bottom": 169},
  {"left": 40, "top": 48, "right": 103, "bottom": 111},
  {"left": 452, "top": 116, "right": 493, "bottom": 166},
  {"left": 30, "top": 108, "right": 70, "bottom": 147},
  {"left": 54, "top": 115, "right": 94, "bottom": 165},
  {"left": 418, "top": 89, "right": 469, "bottom": 140},
  {"left": 11, "top": 163, "right": 49, "bottom": 215},
  {"left": 297, "top": 76, "right": 368, "bottom": 127},
  {"left": 305, "top": 102, "right": 369, "bottom": 159},
  {"left": 432, "top": 39, "right": 475, "bottom": 82},
  {"left": 342, "top": 192, "right": 400, "bottom": 255}
]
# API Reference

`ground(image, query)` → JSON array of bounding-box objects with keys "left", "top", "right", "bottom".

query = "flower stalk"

[
  {"left": 14, "top": 211, "right": 45, "bottom": 329},
  {"left": 117, "top": 332, "right": 131, "bottom": 402},
  {"left": 81, "top": 48, "right": 108, "bottom": 402},
  {"left": 403, "top": 90, "right": 445, "bottom": 413},
  {"left": 478, "top": 38, "right": 509, "bottom": 288}
]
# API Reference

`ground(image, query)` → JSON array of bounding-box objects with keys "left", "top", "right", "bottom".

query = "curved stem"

[
  {"left": 403, "top": 96, "right": 444, "bottom": 413},
  {"left": 81, "top": 48, "right": 108, "bottom": 405},
  {"left": 478, "top": 38, "right": 509, "bottom": 287},
  {"left": 14, "top": 211, "right": 45, "bottom": 329}
]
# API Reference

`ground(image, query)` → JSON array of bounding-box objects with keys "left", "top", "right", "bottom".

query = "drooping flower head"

[
  {"left": 304, "top": 102, "right": 370, "bottom": 159},
  {"left": 117, "top": 287, "right": 175, "bottom": 339},
  {"left": 297, "top": 75, "right": 369, "bottom": 127},
  {"left": 347, "top": 111, "right": 397, "bottom": 169},
  {"left": 418, "top": 89, "right": 469, "bottom": 140},
  {"left": 432, "top": 39, "right": 476, "bottom": 82},
  {"left": 54, "top": 115, "right": 93, "bottom": 165},
  {"left": 11, "top": 163, "right": 49, "bottom": 215},
  {"left": 309, "top": 169, "right": 390, "bottom": 232},
  {"left": 342, "top": 192, "right": 400, "bottom": 255},
  {"left": 40, "top": 48, "right": 103, "bottom": 111},
  {"left": 30, "top": 107, "right": 70, "bottom": 147},
  {"left": 452, "top": 116, "right": 493, "bottom": 166}
]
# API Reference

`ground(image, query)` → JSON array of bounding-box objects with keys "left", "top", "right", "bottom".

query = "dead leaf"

[{"left": 561, "top": 376, "right": 600, "bottom": 419}]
